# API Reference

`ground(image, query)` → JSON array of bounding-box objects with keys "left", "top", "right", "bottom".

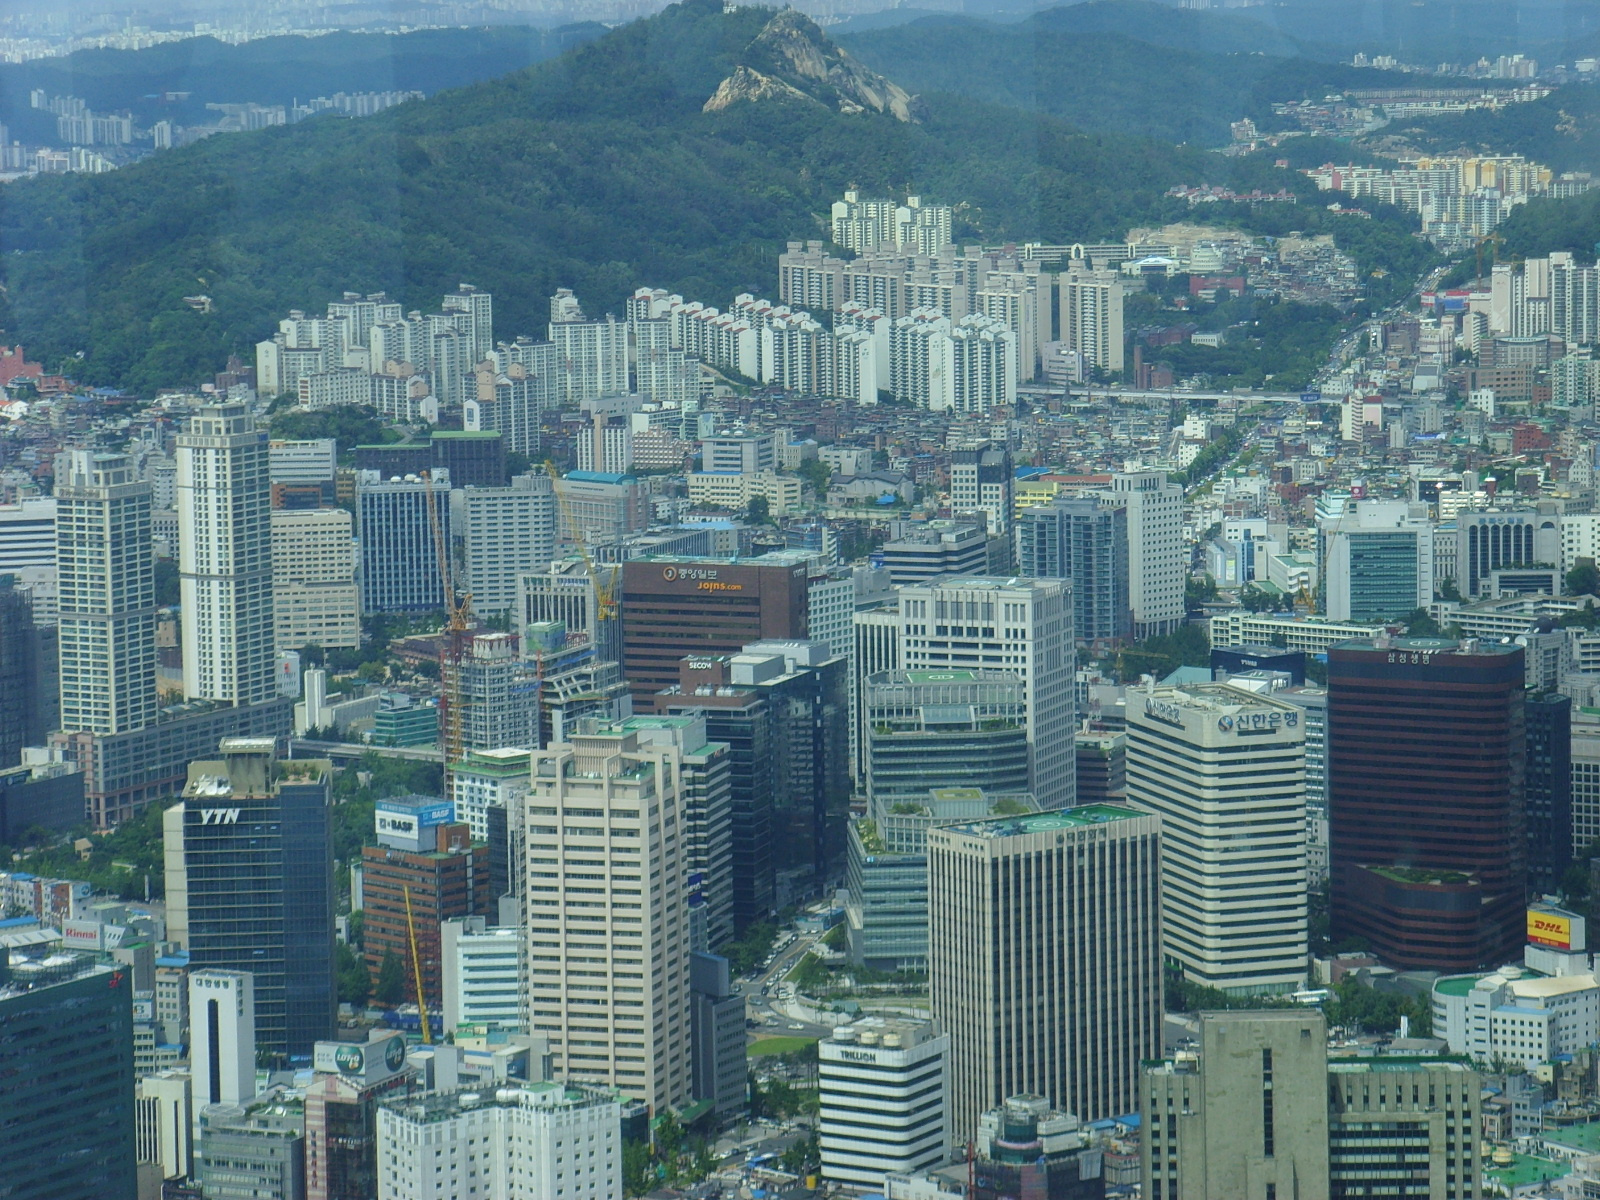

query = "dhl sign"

[{"left": 1528, "top": 910, "right": 1572, "bottom": 950}]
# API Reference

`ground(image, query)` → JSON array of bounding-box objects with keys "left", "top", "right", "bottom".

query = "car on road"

[{"left": 788, "top": 1022, "right": 804, "bottom": 1030}]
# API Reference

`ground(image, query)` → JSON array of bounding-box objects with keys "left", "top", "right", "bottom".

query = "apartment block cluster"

[{"left": 1305, "top": 154, "right": 1592, "bottom": 249}]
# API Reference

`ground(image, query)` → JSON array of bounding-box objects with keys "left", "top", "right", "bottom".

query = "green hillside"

[
  {"left": 0, "top": 0, "right": 1309, "bottom": 392},
  {"left": 1377, "top": 85, "right": 1600, "bottom": 175},
  {"left": 837, "top": 16, "right": 1418, "bottom": 146}
]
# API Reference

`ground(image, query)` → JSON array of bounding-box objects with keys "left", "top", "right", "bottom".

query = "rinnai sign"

[
  {"left": 199, "top": 808, "right": 241, "bottom": 825},
  {"left": 1529, "top": 909, "right": 1573, "bottom": 950}
]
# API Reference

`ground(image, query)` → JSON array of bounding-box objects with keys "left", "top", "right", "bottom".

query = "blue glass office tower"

[
  {"left": 169, "top": 738, "right": 336, "bottom": 1059},
  {"left": 0, "top": 949, "right": 136, "bottom": 1200}
]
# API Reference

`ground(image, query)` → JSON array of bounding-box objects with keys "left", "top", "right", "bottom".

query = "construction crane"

[
  {"left": 403, "top": 884, "right": 432, "bottom": 1045},
  {"left": 423, "top": 470, "right": 471, "bottom": 800},
  {"left": 545, "top": 461, "right": 618, "bottom": 622}
]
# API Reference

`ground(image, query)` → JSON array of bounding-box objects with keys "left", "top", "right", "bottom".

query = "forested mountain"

[
  {"left": 837, "top": 13, "right": 1417, "bottom": 147},
  {"left": 0, "top": 26, "right": 608, "bottom": 141},
  {"left": 0, "top": 0, "right": 1311, "bottom": 392},
  {"left": 1377, "top": 85, "right": 1600, "bottom": 176}
]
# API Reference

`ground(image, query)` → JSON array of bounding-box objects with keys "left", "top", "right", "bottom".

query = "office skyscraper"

[
  {"left": 619, "top": 553, "right": 810, "bottom": 710},
  {"left": 0, "top": 947, "right": 137, "bottom": 1200},
  {"left": 898, "top": 576, "right": 1075, "bottom": 808},
  {"left": 928, "top": 806, "right": 1162, "bottom": 1142},
  {"left": 1527, "top": 692, "right": 1574, "bottom": 897},
  {"left": 1106, "top": 471, "right": 1183, "bottom": 639},
  {"left": 949, "top": 443, "right": 1014, "bottom": 539},
  {"left": 1126, "top": 683, "right": 1308, "bottom": 995},
  {"left": 166, "top": 739, "right": 336, "bottom": 1058},
  {"left": 1016, "top": 494, "right": 1132, "bottom": 643},
  {"left": 1143, "top": 1010, "right": 1483, "bottom": 1200},
  {"left": 356, "top": 469, "right": 449, "bottom": 614},
  {"left": 450, "top": 473, "right": 557, "bottom": 616},
  {"left": 1320, "top": 499, "right": 1434, "bottom": 622},
  {"left": 522, "top": 722, "right": 692, "bottom": 1112},
  {"left": 178, "top": 403, "right": 274, "bottom": 704},
  {"left": 1329, "top": 637, "right": 1526, "bottom": 971},
  {"left": 55, "top": 449, "right": 157, "bottom": 734}
]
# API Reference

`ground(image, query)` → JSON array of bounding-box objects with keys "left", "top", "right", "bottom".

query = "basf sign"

[{"left": 1528, "top": 908, "right": 1573, "bottom": 949}]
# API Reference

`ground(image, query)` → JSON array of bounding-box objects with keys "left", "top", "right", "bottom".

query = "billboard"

[
  {"left": 1528, "top": 908, "right": 1573, "bottom": 949},
  {"left": 313, "top": 1033, "right": 409, "bottom": 1080}
]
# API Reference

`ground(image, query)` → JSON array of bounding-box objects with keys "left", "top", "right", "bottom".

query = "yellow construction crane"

[
  {"left": 423, "top": 470, "right": 472, "bottom": 799},
  {"left": 545, "top": 461, "right": 618, "bottom": 621},
  {"left": 403, "top": 884, "right": 432, "bottom": 1045}
]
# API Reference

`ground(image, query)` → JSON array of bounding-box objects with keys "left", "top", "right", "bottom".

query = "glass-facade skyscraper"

[
  {"left": 0, "top": 949, "right": 136, "bottom": 1200},
  {"left": 167, "top": 738, "right": 336, "bottom": 1059}
]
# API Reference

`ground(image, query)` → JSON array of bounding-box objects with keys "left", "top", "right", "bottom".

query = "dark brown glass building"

[
  {"left": 1328, "top": 636, "right": 1526, "bottom": 972},
  {"left": 620, "top": 554, "right": 810, "bottom": 710}
]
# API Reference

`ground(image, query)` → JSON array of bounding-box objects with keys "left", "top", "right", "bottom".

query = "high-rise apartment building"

[
  {"left": 55, "top": 449, "right": 157, "bottom": 735},
  {"left": 271, "top": 508, "right": 359, "bottom": 651},
  {"left": 1329, "top": 637, "right": 1526, "bottom": 971},
  {"left": 928, "top": 806, "right": 1162, "bottom": 1142},
  {"left": 898, "top": 576, "right": 1075, "bottom": 808},
  {"left": 1016, "top": 494, "right": 1133, "bottom": 643},
  {"left": 361, "top": 797, "right": 491, "bottom": 1008},
  {"left": 1107, "top": 471, "right": 1184, "bottom": 639},
  {"left": 521, "top": 722, "right": 692, "bottom": 1111},
  {"left": 1126, "top": 683, "right": 1308, "bottom": 995},
  {"left": 450, "top": 473, "right": 557, "bottom": 616},
  {"left": 1320, "top": 499, "right": 1434, "bottom": 621},
  {"left": 0, "top": 948, "right": 137, "bottom": 1200},
  {"left": 830, "top": 190, "right": 953, "bottom": 254},
  {"left": 166, "top": 739, "right": 336, "bottom": 1057},
  {"left": 549, "top": 301, "right": 628, "bottom": 404},
  {"left": 619, "top": 554, "right": 810, "bottom": 709},
  {"left": 356, "top": 469, "right": 449, "bottom": 614},
  {"left": 178, "top": 402, "right": 275, "bottom": 704},
  {"left": 1059, "top": 263, "right": 1125, "bottom": 373},
  {"left": 819, "top": 1016, "right": 950, "bottom": 1189},
  {"left": 1143, "top": 1010, "right": 1483, "bottom": 1200}
]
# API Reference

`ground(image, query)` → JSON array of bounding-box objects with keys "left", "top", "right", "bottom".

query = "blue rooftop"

[{"left": 565, "top": 470, "right": 631, "bottom": 484}]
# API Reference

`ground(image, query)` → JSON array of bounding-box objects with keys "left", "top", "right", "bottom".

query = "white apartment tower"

[
  {"left": 928, "top": 806, "right": 1163, "bottom": 1142},
  {"left": 549, "top": 299, "right": 628, "bottom": 405},
  {"left": 1126, "top": 684, "right": 1309, "bottom": 995},
  {"left": 521, "top": 722, "right": 692, "bottom": 1112},
  {"left": 898, "top": 576, "right": 1074, "bottom": 808},
  {"left": 55, "top": 449, "right": 157, "bottom": 734},
  {"left": 1109, "top": 471, "right": 1184, "bottom": 638},
  {"left": 1059, "top": 263, "right": 1125, "bottom": 373},
  {"left": 178, "top": 403, "right": 275, "bottom": 704}
]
